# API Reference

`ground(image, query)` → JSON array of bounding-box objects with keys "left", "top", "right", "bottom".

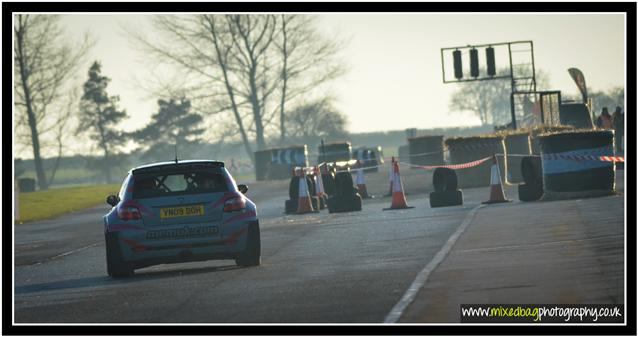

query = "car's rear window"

[{"left": 133, "top": 170, "right": 228, "bottom": 199}]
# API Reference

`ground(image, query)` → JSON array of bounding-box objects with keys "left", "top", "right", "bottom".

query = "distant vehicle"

[
  {"left": 352, "top": 146, "right": 384, "bottom": 173},
  {"left": 103, "top": 160, "right": 260, "bottom": 278},
  {"left": 318, "top": 141, "right": 352, "bottom": 164}
]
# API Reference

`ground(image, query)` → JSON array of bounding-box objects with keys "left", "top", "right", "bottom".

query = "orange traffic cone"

[
  {"left": 385, "top": 157, "right": 395, "bottom": 197},
  {"left": 297, "top": 171, "right": 316, "bottom": 214},
  {"left": 355, "top": 160, "right": 371, "bottom": 199},
  {"left": 383, "top": 161, "right": 414, "bottom": 210},
  {"left": 483, "top": 155, "right": 511, "bottom": 204}
]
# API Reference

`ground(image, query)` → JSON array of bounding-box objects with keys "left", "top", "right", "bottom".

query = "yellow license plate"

[{"left": 160, "top": 205, "right": 205, "bottom": 219}]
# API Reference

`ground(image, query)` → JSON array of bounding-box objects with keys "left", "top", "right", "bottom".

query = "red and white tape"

[
  {"left": 399, "top": 156, "right": 492, "bottom": 171},
  {"left": 542, "top": 154, "right": 625, "bottom": 162}
]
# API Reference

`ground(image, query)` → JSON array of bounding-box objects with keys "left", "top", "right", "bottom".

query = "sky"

[{"left": 16, "top": 12, "right": 626, "bottom": 157}]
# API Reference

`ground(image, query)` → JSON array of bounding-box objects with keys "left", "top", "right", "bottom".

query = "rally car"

[{"left": 103, "top": 160, "right": 260, "bottom": 278}]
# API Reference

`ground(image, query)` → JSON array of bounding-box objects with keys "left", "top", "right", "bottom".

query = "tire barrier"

[
  {"left": 521, "top": 156, "right": 543, "bottom": 186},
  {"left": 327, "top": 169, "right": 363, "bottom": 213},
  {"left": 445, "top": 136, "right": 505, "bottom": 188},
  {"left": 255, "top": 146, "right": 309, "bottom": 181},
  {"left": 430, "top": 168, "right": 463, "bottom": 208},
  {"left": 284, "top": 199, "right": 297, "bottom": 214},
  {"left": 430, "top": 190, "right": 463, "bottom": 208},
  {"left": 539, "top": 130, "right": 616, "bottom": 200},
  {"left": 502, "top": 133, "right": 531, "bottom": 184},
  {"left": 407, "top": 135, "right": 445, "bottom": 167},
  {"left": 518, "top": 182, "right": 543, "bottom": 202},
  {"left": 432, "top": 167, "right": 458, "bottom": 192},
  {"left": 529, "top": 125, "right": 575, "bottom": 155}
]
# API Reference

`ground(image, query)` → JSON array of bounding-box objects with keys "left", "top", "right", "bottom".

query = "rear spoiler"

[{"left": 132, "top": 161, "right": 225, "bottom": 175}]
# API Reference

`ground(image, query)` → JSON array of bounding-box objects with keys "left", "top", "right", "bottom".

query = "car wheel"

[
  {"left": 105, "top": 232, "right": 134, "bottom": 278},
  {"left": 235, "top": 222, "right": 261, "bottom": 267}
]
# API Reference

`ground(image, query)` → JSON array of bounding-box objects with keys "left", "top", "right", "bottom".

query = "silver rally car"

[{"left": 103, "top": 160, "right": 260, "bottom": 278}]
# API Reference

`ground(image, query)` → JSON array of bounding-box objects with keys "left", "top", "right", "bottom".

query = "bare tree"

[
  {"left": 128, "top": 15, "right": 273, "bottom": 163},
  {"left": 287, "top": 97, "right": 349, "bottom": 142},
  {"left": 14, "top": 14, "right": 93, "bottom": 190},
  {"left": 275, "top": 15, "right": 345, "bottom": 144},
  {"left": 47, "top": 89, "right": 77, "bottom": 186},
  {"left": 449, "top": 68, "right": 550, "bottom": 125},
  {"left": 127, "top": 14, "right": 346, "bottom": 162}
]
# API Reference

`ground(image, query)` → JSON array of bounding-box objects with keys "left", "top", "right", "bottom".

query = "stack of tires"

[
  {"left": 445, "top": 136, "right": 506, "bottom": 188},
  {"left": 518, "top": 156, "right": 544, "bottom": 201},
  {"left": 284, "top": 175, "right": 321, "bottom": 214},
  {"left": 501, "top": 132, "right": 531, "bottom": 184},
  {"left": 327, "top": 171, "right": 362, "bottom": 213},
  {"left": 429, "top": 168, "right": 463, "bottom": 207},
  {"left": 539, "top": 130, "right": 615, "bottom": 200}
]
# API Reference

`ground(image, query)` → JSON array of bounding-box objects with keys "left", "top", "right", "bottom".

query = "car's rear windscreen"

[{"left": 132, "top": 169, "right": 228, "bottom": 199}]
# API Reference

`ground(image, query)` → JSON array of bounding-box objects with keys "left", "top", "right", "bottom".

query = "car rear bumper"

[{"left": 113, "top": 220, "right": 256, "bottom": 266}]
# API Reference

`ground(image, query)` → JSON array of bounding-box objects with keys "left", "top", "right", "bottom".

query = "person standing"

[
  {"left": 595, "top": 107, "right": 613, "bottom": 129},
  {"left": 612, "top": 106, "right": 624, "bottom": 153}
]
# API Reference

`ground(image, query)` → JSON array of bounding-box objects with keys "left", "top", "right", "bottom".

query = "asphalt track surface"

[{"left": 13, "top": 168, "right": 625, "bottom": 323}]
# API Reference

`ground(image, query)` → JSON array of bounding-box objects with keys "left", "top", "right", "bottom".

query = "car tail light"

[
  {"left": 118, "top": 206, "right": 141, "bottom": 221},
  {"left": 223, "top": 195, "right": 246, "bottom": 212}
]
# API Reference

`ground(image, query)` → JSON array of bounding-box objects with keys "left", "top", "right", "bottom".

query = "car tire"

[
  {"left": 322, "top": 173, "right": 337, "bottom": 196},
  {"left": 105, "top": 232, "right": 134, "bottom": 278},
  {"left": 518, "top": 183, "right": 543, "bottom": 202},
  {"left": 327, "top": 194, "right": 362, "bottom": 213},
  {"left": 521, "top": 156, "right": 542, "bottom": 185},
  {"left": 429, "top": 190, "right": 463, "bottom": 208},
  {"left": 306, "top": 176, "right": 316, "bottom": 196},
  {"left": 352, "top": 194, "right": 362, "bottom": 211},
  {"left": 284, "top": 199, "right": 297, "bottom": 214},
  {"left": 432, "top": 168, "right": 458, "bottom": 192},
  {"left": 235, "top": 222, "right": 261, "bottom": 267},
  {"left": 288, "top": 176, "right": 300, "bottom": 200}
]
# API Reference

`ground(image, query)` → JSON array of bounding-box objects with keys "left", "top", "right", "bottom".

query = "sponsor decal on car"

[{"left": 146, "top": 226, "right": 219, "bottom": 240}]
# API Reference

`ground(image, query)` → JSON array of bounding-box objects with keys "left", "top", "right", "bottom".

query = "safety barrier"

[{"left": 539, "top": 130, "right": 616, "bottom": 200}]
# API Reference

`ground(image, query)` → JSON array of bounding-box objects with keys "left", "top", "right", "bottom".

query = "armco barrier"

[{"left": 539, "top": 130, "right": 616, "bottom": 200}]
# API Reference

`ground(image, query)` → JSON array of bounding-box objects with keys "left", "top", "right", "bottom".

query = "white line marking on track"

[{"left": 383, "top": 204, "right": 485, "bottom": 323}]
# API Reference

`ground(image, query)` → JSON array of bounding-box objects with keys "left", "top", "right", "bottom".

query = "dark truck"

[{"left": 317, "top": 141, "right": 352, "bottom": 164}]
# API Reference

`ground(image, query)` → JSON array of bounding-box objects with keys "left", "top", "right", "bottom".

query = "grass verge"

[{"left": 16, "top": 184, "right": 121, "bottom": 224}]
